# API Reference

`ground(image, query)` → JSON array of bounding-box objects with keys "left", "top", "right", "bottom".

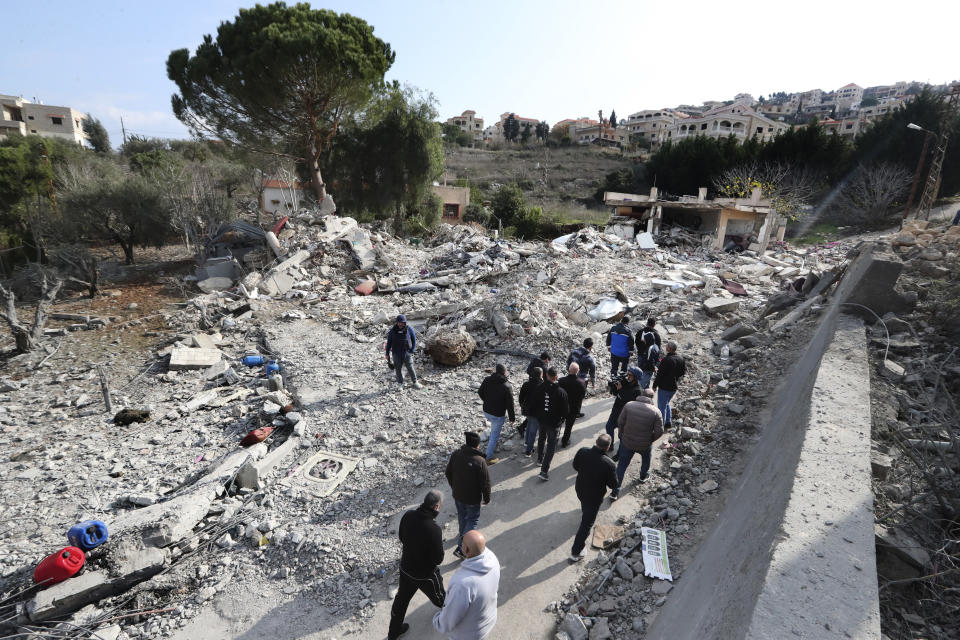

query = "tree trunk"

[
  {"left": 29, "top": 276, "right": 62, "bottom": 346},
  {"left": 393, "top": 201, "right": 404, "bottom": 236},
  {"left": 0, "top": 276, "right": 61, "bottom": 354},
  {"left": 307, "top": 148, "right": 328, "bottom": 202},
  {"left": 120, "top": 241, "right": 135, "bottom": 265}
]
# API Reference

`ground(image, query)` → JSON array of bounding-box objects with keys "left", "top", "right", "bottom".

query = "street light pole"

[{"left": 903, "top": 123, "right": 934, "bottom": 222}]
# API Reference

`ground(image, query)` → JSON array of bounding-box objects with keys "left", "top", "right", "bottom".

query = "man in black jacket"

[
  {"left": 526, "top": 352, "right": 551, "bottom": 379},
  {"left": 652, "top": 341, "right": 686, "bottom": 430},
  {"left": 530, "top": 367, "right": 570, "bottom": 481},
  {"left": 519, "top": 367, "right": 544, "bottom": 456},
  {"left": 558, "top": 362, "right": 587, "bottom": 449},
  {"left": 478, "top": 364, "right": 516, "bottom": 464},
  {"left": 603, "top": 367, "right": 643, "bottom": 461},
  {"left": 389, "top": 490, "right": 446, "bottom": 639},
  {"left": 569, "top": 434, "right": 618, "bottom": 562},
  {"left": 445, "top": 432, "right": 492, "bottom": 559}
]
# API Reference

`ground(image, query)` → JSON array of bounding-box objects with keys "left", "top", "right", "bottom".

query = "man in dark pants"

[
  {"left": 526, "top": 352, "right": 551, "bottom": 379},
  {"left": 558, "top": 362, "right": 587, "bottom": 448},
  {"left": 389, "top": 490, "right": 446, "bottom": 639},
  {"left": 606, "top": 316, "right": 634, "bottom": 375},
  {"left": 386, "top": 315, "right": 422, "bottom": 389},
  {"left": 603, "top": 367, "right": 643, "bottom": 461},
  {"left": 519, "top": 367, "right": 544, "bottom": 456},
  {"left": 569, "top": 434, "right": 618, "bottom": 562},
  {"left": 635, "top": 317, "right": 663, "bottom": 352},
  {"left": 531, "top": 367, "right": 569, "bottom": 481},
  {"left": 478, "top": 363, "right": 515, "bottom": 464},
  {"left": 445, "top": 432, "right": 491, "bottom": 559},
  {"left": 567, "top": 338, "right": 597, "bottom": 390}
]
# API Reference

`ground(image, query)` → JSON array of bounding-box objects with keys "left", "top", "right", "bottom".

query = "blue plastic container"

[
  {"left": 242, "top": 355, "right": 266, "bottom": 367},
  {"left": 265, "top": 360, "right": 280, "bottom": 376},
  {"left": 67, "top": 520, "right": 109, "bottom": 552}
]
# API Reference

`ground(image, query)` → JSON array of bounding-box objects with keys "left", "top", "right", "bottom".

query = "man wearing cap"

[
  {"left": 603, "top": 367, "right": 643, "bottom": 461},
  {"left": 389, "top": 490, "right": 447, "bottom": 640},
  {"left": 445, "top": 432, "right": 491, "bottom": 559},
  {"left": 611, "top": 389, "right": 663, "bottom": 500},
  {"left": 386, "top": 315, "right": 423, "bottom": 389}
]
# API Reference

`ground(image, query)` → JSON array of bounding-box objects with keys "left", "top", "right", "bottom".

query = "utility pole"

[
  {"left": 916, "top": 83, "right": 960, "bottom": 220},
  {"left": 120, "top": 115, "right": 127, "bottom": 146}
]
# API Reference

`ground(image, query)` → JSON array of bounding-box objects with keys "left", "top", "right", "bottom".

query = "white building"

[
  {"left": 445, "top": 110, "right": 484, "bottom": 143},
  {"left": 673, "top": 101, "right": 788, "bottom": 143},
  {"left": 260, "top": 179, "right": 308, "bottom": 216},
  {"left": 0, "top": 94, "right": 89, "bottom": 145},
  {"left": 624, "top": 109, "right": 681, "bottom": 148},
  {"left": 834, "top": 83, "right": 864, "bottom": 112}
]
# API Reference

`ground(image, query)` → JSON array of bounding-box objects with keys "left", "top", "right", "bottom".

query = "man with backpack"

[
  {"left": 566, "top": 338, "right": 596, "bottom": 390},
  {"left": 606, "top": 316, "right": 634, "bottom": 375},
  {"left": 526, "top": 352, "right": 551, "bottom": 379},
  {"left": 635, "top": 317, "right": 662, "bottom": 352},
  {"left": 386, "top": 315, "right": 423, "bottom": 389},
  {"left": 478, "top": 364, "right": 515, "bottom": 464},
  {"left": 636, "top": 331, "right": 660, "bottom": 390},
  {"left": 652, "top": 341, "right": 686, "bottom": 430}
]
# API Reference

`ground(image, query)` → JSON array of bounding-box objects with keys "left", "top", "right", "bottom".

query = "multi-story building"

[
  {"left": 793, "top": 89, "right": 824, "bottom": 106},
  {"left": 834, "top": 83, "right": 863, "bottom": 112},
  {"left": 759, "top": 101, "right": 798, "bottom": 118},
  {"left": 0, "top": 95, "right": 89, "bottom": 145},
  {"left": 673, "top": 101, "right": 788, "bottom": 143},
  {"left": 863, "top": 82, "right": 911, "bottom": 101},
  {"left": 445, "top": 110, "right": 484, "bottom": 143},
  {"left": 624, "top": 109, "right": 681, "bottom": 148},
  {"left": 571, "top": 122, "right": 628, "bottom": 146},
  {"left": 487, "top": 112, "right": 541, "bottom": 143}
]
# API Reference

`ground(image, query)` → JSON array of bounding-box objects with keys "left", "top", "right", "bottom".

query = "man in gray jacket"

[
  {"left": 611, "top": 388, "right": 663, "bottom": 499},
  {"left": 433, "top": 530, "right": 501, "bottom": 640}
]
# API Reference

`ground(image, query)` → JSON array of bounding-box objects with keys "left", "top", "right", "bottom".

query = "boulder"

[
  {"left": 427, "top": 328, "right": 476, "bottom": 366},
  {"left": 890, "top": 233, "right": 917, "bottom": 247},
  {"left": 721, "top": 323, "right": 756, "bottom": 342}
]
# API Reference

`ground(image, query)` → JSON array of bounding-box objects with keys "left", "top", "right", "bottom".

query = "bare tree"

[
  {"left": 0, "top": 275, "right": 63, "bottom": 353},
  {"left": 49, "top": 245, "right": 100, "bottom": 298},
  {"left": 830, "top": 163, "right": 912, "bottom": 226},
  {"left": 714, "top": 161, "right": 822, "bottom": 220}
]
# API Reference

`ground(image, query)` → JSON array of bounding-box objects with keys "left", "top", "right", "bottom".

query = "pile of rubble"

[{"left": 0, "top": 204, "right": 866, "bottom": 639}]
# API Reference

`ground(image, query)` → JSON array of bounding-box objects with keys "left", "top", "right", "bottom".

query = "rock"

[
  {"left": 168, "top": 347, "right": 222, "bottom": 370},
  {"left": 871, "top": 451, "right": 893, "bottom": 480},
  {"left": 880, "top": 359, "right": 905, "bottom": 381},
  {"left": 427, "top": 327, "right": 476, "bottom": 366},
  {"left": 198, "top": 277, "right": 233, "bottom": 293},
  {"left": 918, "top": 248, "right": 943, "bottom": 261},
  {"left": 721, "top": 323, "right": 756, "bottom": 342},
  {"left": 615, "top": 557, "right": 634, "bottom": 580},
  {"left": 651, "top": 580, "right": 673, "bottom": 595},
  {"left": 114, "top": 408, "right": 150, "bottom": 426},
  {"left": 0, "top": 378, "right": 20, "bottom": 392},
  {"left": 876, "top": 525, "right": 931, "bottom": 580},
  {"left": 354, "top": 280, "right": 377, "bottom": 296},
  {"left": 234, "top": 460, "right": 261, "bottom": 491},
  {"left": 665, "top": 508, "right": 680, "bottom": 520},
  {"left": 561, "top": 613, "right": 589, "bottom": 640},
  {"left": 589, "top": 617, "right": 612, "bottom": 640},
  {"left": 890, "top": 233, "right": 917, "bottom": 247},
  {"left": 726, "top": 403, "right": 746, "bottom": 415},
  {"left": 680, "top": 426, "right": 701, "bottom": 439},
  {"left": 698, "top": 479, "right": 718, "bottom": 493},
  {"left": 703, "top": 297, "right": 740, "bottom": 315}
]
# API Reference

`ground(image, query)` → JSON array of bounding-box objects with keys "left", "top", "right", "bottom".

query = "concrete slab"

[
  {"left": 703, "top": 297, "right": 740, "bottom": 315},
  {"left": 168, "top": 347, "right": 223, "bottom": 370}
]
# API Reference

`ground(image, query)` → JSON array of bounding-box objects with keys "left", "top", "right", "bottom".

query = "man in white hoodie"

[{"left": 433, "top": 530, "right": 500, "bottom": 640}]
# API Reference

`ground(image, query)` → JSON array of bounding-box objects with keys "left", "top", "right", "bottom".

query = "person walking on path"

[
  {"left": 389, "top": 490, "right": 447, "bottom": 640},
  {"left": 432, "top": 530, "right": 501, "bottom": 640},
  {"left": 611, "top": 389, "right": 663, "bottom": 499},
  {"left": 445, "top": 432, "right": 491, "bottom": 559},
  {"left": 606, "top": 316, "right": 634, "bottom": 375},
  {"left": 569, "top": 434, "right": 618, "bottom": 562},
  {"left": 526, "top": 352, "right": 551, "bottom": 379},
  {"left": 635, "top": 317, "right": 662, "bottom": 353},
  {"left": 386, "top": 315, "right": 423, "bottom": 389},
  {"left": 652, "top": 341, "right": 686, "bottom": 430},
  {"left": 519, "top": 367, "right": 544, "bottom": 456},
  {"left": 567, "top": 338, "right": 597, "bottom": 391},
  {"left": 558, "top": 362, "right": 587, "bottom": 448},
  {"left": 530, "top": 367, "right": 569, "bottom": 480},
  {"left": 636, "top": 331, "right": 661, "bottom": 390},
  {"left": 604, "top": 367, "right": 643, "bottom": 461},
  {"left": 477, "top": 364, "right": 515, "bottom": 464}
]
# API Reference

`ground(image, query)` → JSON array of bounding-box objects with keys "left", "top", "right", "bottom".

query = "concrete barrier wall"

[{"left": 647, "top": 247, "right": 883, "bottom": 640}]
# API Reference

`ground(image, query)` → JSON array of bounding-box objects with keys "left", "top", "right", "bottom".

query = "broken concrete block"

[
  {"left": 190, "top": 333, "right": 219, "bottom": 350},
  {"left": 562, "top": 613, "right": 589, "bottom": 640},
  {"left": 204, "top": 360, "right": 240, "bottom": 385},
  {"left": 234, "top": 460, "right": 261, "bottom": 491},
  {"left": 871, "top": 451, "right": 893, "bottom": 480},
  {"left": 876, "top": 525, "right": 931, "bottom": 580},
  {"left": 258, "top": 271, "right": 296, "bottom": 297},
  {"left": 182, "top": 389, "right": 219, "bottom": 412},
  {"left": 698, "top": 479, "right": 719, "bottom": 493},
  {"left": 168, "top": 347, "right": 222, "bottom": 371},
  {"left": 680, "top": 426, "right": 702, "bottom": 439},
  {"left": 427, "top": 328, "right": 476, "bottom": 366},
  {"left": 703, "top": 297, "right": 740, "bottom": 315},
  {"left": 197, "top": 277, "right": 233, "bottom": 293},
  {"left": 721, "top": 323, "right": 756, "bottom": 342},
  {"left": 726, "top": 403, "right": 746, "bottom": 415},
  {"left": 0, "top": 378, "right": 20, "bottom": 392}
]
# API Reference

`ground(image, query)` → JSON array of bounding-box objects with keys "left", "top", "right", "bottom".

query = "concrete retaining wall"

[{"left": 647, "top": 246, "right": 884, "bottom": 640}]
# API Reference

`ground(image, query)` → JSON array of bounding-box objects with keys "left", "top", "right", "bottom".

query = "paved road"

[{"left": 172, "top": 394, "right": 659, "bottom": 640}]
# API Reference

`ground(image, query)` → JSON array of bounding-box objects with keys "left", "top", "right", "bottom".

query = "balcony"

[{"left": 0, "top": 119, "right": 26, "bottom": 135}]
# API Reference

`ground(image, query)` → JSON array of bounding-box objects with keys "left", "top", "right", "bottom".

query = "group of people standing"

[{"left": 386, "top": 314, "right": 688, "bottom": 639}]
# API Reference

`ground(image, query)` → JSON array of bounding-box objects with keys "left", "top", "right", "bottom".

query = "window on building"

[
  {"left": 30, "top": 129, "right": 37, "bottom": 133},
  {"left": 51, "top": 117, "right": 63, "bottom": 125},
  {"left": 442, "top": 204, "right": 460, "bottom": 218},
  {"left": 701, "top": 123, "right": 707, "bottom": 130},
  {"left": 27, "top": 115, "right": 34, "bottom": 120}
]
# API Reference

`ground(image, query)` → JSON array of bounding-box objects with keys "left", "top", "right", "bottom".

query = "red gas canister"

[{"left": 34, "top": 547, "right": 85, "bottom": 586}]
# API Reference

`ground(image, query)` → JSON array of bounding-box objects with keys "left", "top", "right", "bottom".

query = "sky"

[{"left": 5, "top": 0, "right": 959, "bottom": 148}]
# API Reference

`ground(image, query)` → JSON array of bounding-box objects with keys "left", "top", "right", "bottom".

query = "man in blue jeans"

[
  {"left": 445, "top": 432, "right": 491, "bottom": 559},
  {"left": 386, "top": 315, "right": 423, "bottom": 389},
  {"left": 652, "top": 341, "right": 686, "bottom": 429},
  {"left": 611, "top": 389, "right": 663, "bottom": 499},
  {"left": 478, "top": 364, "right": 516, "bottom": 464},
  {"left": 519, "top": 367, "right": 544, "bottom": 456}
]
